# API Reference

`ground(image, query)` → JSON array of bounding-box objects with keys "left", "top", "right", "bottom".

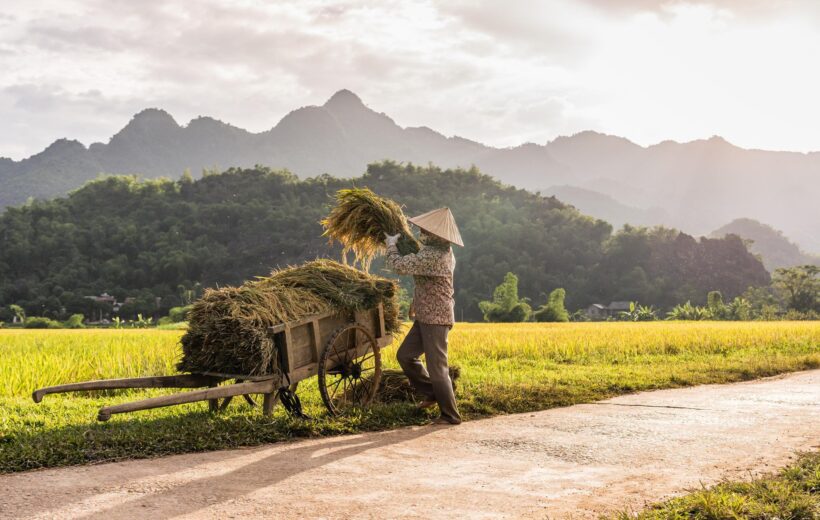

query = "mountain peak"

[
  {"left": 43, "top": 138, "right": 86, "bottom": 153},
  {"left": 126, "top": 108, "right": 180, "bottom": 130},
  {"left": 549, "top": 130, "right": 640, "bottom": 148},
  {"left": 133, "top": 107, "right": 176, "bottom": 120},
  {"left": 324, "top": 89, "right": 365, "bottom": 109},
  {"left": 110, "top": 109, "right": 180, "bottom": 144},
  {"left": 187, "top": 115, "right": 232, "bottom": 129}
]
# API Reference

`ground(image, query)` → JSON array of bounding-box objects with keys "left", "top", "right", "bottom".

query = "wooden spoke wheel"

[{"left": 318, "top": 323, "right": 381, "bottom": 416}]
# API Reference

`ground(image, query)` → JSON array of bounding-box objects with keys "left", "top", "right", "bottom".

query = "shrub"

[
  {"left": 618, "top": 302, "right": 657, "bottom": 321},
  {"left": 62, "top": 314, "right": 85, "bottom": 329},
  {"left": 479, "top": 272, "right": 532, "bottom": 322},
  {"left": 168, "top": 305, "right": 193, "bottom": 323},
  {"left": 131, "top": 314, "right": 154, "bottom": 329},
  {"left": 666, "top": 301, "right": 711, "bottom": 320},
  {"left": 782, "top": 309, "right": 819, "bottom": 321},
  {"left": 532, "top": 288, "right": 570, "bottom": 322},
  {"left": 23, "top": 317, "right": 61, "bottom": 329}
]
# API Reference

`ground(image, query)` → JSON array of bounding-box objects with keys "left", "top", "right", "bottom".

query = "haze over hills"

[
  {"left": 542, "top": 185, "right": 671, "bottom": 230},
  {"left": 1, "top": 89, "right": 818, "bottom": 253},
  {"left": 710, "top": 218, "right": 820, "bottom": 271}
]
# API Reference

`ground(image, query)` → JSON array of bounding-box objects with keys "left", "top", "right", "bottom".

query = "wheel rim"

[{"left": 319, "top": 324, "right": 381, "bottom": 416}]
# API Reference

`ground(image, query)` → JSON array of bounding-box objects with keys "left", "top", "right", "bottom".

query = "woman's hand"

[{"left": 384, "top": 232, "right": 400, "bottom": 247}]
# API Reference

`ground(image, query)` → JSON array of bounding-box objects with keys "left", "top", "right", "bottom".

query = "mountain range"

[{"left": 1, "top": 89, "right": 818, "bottom": 253}]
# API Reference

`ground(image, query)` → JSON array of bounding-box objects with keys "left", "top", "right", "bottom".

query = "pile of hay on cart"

[
  {"left": 179, "top": 259, "right": 401, "bottom": 376},
  {"left": 180, "top": 188, "right": 420, "bottom": 378}
]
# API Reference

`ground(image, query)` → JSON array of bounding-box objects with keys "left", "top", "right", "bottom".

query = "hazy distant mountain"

[
  {"left": 0, "top": 90, "right": 489, "bottom": 206},
  {"left": 1, "top": 89, "right": 818, "bottom": 253},
  {"left": 543, "top": 185, "right": 671, "bottom": 230},
  {"left": 544, "top": 131, "right": 820, "bottom": 253},
  {"left": 710, "top": 218, "right": 819, "bottom": 271}
]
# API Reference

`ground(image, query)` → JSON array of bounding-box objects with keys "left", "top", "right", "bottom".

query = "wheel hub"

[{"left": 331, "top": 361, "right": 362, "bottom": 379}]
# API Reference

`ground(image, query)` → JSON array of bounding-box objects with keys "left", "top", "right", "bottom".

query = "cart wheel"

[{"left": 319, "top": 323, "right": 381, "bottom": 416}]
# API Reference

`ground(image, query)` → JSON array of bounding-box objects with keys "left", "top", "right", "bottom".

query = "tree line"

[
  {"left": 478, "top": 266, "right": 818, "bottom": 322},
  {"left": 0, "top": 162, "right": 773, "bottom": 323}
]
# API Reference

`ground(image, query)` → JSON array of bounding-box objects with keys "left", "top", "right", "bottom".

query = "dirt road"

[{"left": 1, "top": 370, "right": 818, "bottom": 519}]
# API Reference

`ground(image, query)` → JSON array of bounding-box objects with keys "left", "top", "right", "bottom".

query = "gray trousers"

[{"left": 396, "top": 321, "right": 461, "bottom": 424}]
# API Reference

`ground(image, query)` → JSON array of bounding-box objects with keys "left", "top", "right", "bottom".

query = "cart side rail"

[{"left": 270, "top": 303, "right": 390, "bottom": 383}]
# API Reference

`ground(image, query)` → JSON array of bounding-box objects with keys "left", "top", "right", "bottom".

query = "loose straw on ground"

[{"left": 347, "top": 366, "right": 460, "bottom": 403}]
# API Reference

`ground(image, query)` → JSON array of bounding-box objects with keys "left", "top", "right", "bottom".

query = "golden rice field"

[{"left": 1, "top": 321, "right": 818, "bottom": 472}]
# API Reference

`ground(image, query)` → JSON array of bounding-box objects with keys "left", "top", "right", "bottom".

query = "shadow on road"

[{"left": 71, "top": 425, "right": 436, "bottom": 519}]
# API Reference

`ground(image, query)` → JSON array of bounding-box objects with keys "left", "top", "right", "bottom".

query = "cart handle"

[{"left": 32, "top": 374, "right": 223, "bottom": 403}]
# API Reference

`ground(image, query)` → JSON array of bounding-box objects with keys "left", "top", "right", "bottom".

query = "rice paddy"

[{"left": 0, "top": 321, "right": 818, "bottom": 473}]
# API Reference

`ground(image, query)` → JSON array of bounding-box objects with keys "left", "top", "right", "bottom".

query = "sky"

[{"left": 2, "top": 0, "right": 820, "bottom": 160}]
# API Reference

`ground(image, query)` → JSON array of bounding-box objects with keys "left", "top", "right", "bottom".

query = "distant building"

[
  {"left": 585, "top": 304, "right": 608, "bottom": 320},
  {"left": 585, "top": 301, "right": 633, "bottom": 320},
  {"left": 84, "top": 293, "right": 135, "bottom": 320},
  {"left": 608, "top": 301, "right": 632, "bottom": 313},
  {"left": 85, "top": 292, "right": 116, "bottom": 305}
]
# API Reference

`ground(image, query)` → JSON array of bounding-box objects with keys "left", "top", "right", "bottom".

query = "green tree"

[
  {"left": 772, "top": 265, "right": 819, "bottom": 312},
  {"left": 741, "top": 286, "right": 781, "bottom": 318},
  {"left": 9, "top": 304, "right": 25, "bottom": 322},
  {"left": 727, "top": 297, "right": 752, "bottom": 320},
  {"left": 479, "top": 272, "right": 532, "bottom": 322},
  {"left": 706, "top": 291, "right": 731, "bottom": 320},
  {"left": 532, "top": 288, "right": 569, "bottom": 322}
]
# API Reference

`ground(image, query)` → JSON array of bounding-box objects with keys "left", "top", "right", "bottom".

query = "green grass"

[
  {"left": 0, "top": 322, "right": 818, "bottom": 473},
  {"left": 615, "top": 450, "right": 820, "bottom": 519}
]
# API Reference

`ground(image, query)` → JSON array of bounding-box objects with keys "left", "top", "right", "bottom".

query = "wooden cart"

[{"left": 32, "top": 305, "right": 391, "bottom": 421}]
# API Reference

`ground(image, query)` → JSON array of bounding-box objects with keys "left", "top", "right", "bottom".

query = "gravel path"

[{"left": 1, "top": 370, "right": 818, "bottom": 519}]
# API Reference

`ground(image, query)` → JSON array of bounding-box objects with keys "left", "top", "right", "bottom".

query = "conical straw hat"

[{"left": 408, "top": 207, "right": 464, "bottom": 247}]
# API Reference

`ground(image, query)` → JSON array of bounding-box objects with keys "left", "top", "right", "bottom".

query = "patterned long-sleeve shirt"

[{"left": 386, "top": 243, "right": 456, "bottom": 325}]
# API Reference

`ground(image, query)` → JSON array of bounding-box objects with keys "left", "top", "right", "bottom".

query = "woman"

[{"left": 384, "top": 207, "right": 463, "bottom": 425}]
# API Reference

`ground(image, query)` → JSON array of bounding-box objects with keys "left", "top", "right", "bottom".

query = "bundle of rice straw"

[
  {"left": 322, "top": 188, "right": 420, "bottom": 269},
  {"left": 348, "top": 366, "right": 461, "bottom": 403},
  {"left": 178, "top": 259, "right": 400, "bottom": 376}
]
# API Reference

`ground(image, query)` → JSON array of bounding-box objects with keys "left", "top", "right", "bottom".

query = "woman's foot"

[
  {"left": 432, "top": 416, "right": 461, "bottom": 425},
  {"left": 416, "top": 399, "right": 436, "bottom": 409}
]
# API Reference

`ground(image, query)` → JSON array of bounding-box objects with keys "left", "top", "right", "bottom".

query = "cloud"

[
  {"left": 0, "top": 82, "right": 148, "bottom": 151},
  {"left": 441, "top": 0, "right": 596, "bottom": 59},
  {"left": 0, "top": 0, "right": 819, "bottom": 159},
  {"left": 577, "top": 0, "right": 817, "bottom": 16}
]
